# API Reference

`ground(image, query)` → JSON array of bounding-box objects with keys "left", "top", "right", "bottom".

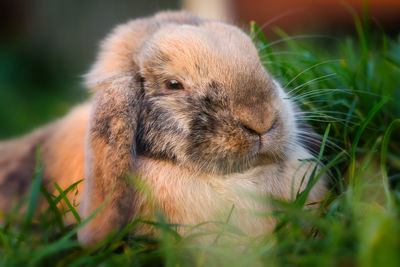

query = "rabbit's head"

[
  {"left": 86, "top": 11, "right": 296, "bottom": 175},
  {"left": 80, "top": 11, "right": 304, "bottom": 245}
]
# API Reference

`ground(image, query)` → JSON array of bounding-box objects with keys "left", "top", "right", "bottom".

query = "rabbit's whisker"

[
  {"left": 256, "top": 34, "right": 338, "bottom": 52},
  {"left": 287, "top": 88, "right": 353, "bottom": 101},
  {"left": 286, "top": 73, "right": 337, "bottom": 96},
  {"left": 251, "top": 8, "right": 306, "bottom": 40},
  {"left": 259, "top": 51, "right": 304, "bottom": 60},
  {"left": 285, "top": 60, "right": 340, "bottom": 88}
]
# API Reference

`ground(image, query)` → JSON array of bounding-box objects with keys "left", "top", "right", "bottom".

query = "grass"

[{"left": 1, "top": 8, "right": 400, "bottom": 267}]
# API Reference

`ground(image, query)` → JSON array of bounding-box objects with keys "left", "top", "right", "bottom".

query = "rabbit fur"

[{"left": 0, "top": 11, "right": 327, "bottom": 245}]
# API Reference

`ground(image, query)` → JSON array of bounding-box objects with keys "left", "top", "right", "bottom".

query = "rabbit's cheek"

[{"left": 135, "top": 102, "right": 186, "bottom": 161}]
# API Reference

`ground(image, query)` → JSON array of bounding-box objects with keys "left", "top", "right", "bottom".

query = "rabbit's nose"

[
  {"left": 238, "top": 109, "right": 277, "bottom": 136},
  {"left": 240, "top": 118, "right": 275, "bottom": 136}
]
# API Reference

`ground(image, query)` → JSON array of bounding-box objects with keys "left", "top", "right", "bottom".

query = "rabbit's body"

[
  {"left": 0, "top": 11, "right": 327, "bottom": 244},
  {"left": 0, "top": 105, "right": 324, "bottom": 236},
  {"left": 0, "top": 104, "right": 89, "bottom": 220}
]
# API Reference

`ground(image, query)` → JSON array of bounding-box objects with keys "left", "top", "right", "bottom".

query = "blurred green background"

[{"left": 0, "top": 0, "right": 179, "bottom": 139}]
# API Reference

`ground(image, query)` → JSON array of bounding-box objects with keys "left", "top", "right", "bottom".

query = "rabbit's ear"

[
  {"left": 77, "top": 16, "right": 155, "bottom": 245},
  {"left": 78, "top": 11, "right": 202, "bottom": 245},
  {"left": 78, "top": 74, "right": 143, "bottom": 245}
]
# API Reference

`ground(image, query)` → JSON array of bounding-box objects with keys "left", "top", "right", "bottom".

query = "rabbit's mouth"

[
  {"left": 184, "top": 146, "right": 287, "bottom": 175},
  {"left": 184, "top": 126, "right": 288, "bottom": 175}
]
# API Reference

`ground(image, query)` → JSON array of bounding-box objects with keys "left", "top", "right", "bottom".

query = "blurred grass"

[
  {"left": 0, "top": 43, "right": 87, "bottom": 139},
  {"left": 1, "top": 7, "right": 400, "bottom": 267}
]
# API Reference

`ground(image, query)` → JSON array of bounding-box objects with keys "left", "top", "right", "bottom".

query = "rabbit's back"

[{"left": 0, "top": 104, "right": 90, "bottom": 218}]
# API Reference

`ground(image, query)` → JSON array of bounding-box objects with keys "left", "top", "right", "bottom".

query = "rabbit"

[{"left": 0, "top": 10, "right": 327, "bottom": 245}]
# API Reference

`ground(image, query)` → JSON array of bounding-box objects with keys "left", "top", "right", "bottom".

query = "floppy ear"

[
  {"left": 77, "top": 17, "right": 153, "bottom": 245},
  {"left": 78, "top": 11, "right": 203, "bottom": 245},
  {"left": 78, "top": 74, "right": 143, "bottom": 245}
]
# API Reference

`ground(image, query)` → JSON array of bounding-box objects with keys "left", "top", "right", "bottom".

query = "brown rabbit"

[{"left": 0, "top": 11, "right": 327, "bottom": 245}]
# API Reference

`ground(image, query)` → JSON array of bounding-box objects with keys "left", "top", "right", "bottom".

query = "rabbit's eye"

[{"left": 165, "top": 79, "right": 184, "bottom": 90}]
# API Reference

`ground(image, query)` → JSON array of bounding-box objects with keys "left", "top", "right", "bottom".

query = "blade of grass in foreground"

[
  {"left": 54, "top": 182, "right": 81, "bottom": 224},
  {"left": 18, "top": 147, "right": 43, "bottom": 243},
  {"left": 349, "top": 96, "right": 388, "bottom": 187},
  {"left": 213, "top": 204, "right": 235, "bottom": 245},
  {"left": 295, "top": 124, "right": 331, "bottom": 207},
  {"left": 40, "top": 185, "right": 65, "bottom": 232},
  {"left": 380, "top": 119, "right": 400, "bottom": 207},
  {"left": 53, "top": 179, "right": 83, "bottom": 205},
  {"left": 30, "top": 180, "right": 118, "bottom": 265}
]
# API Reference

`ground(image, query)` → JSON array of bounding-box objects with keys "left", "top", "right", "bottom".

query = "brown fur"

[{"left": 0, "top": 11, "right": 327, "bottom": 245}]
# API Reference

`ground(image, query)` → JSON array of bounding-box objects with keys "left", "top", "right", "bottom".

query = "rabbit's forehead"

[{"left": 143, "top": 25, "right": 264, "bottom": 82}]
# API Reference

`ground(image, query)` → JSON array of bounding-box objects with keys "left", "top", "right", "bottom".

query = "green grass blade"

[
  {"left": 349, "top": 96, "right": 389, "bottom": 186},
  {"left": 30, "top": 192, "right": 113, "bottom": 265},
  {"left": 18, "top": 147, "right": 43, "bottom": 242},
  {"left": 251, "top": 21, "right": 275, "bottom": 62},
  {"left": 54, "top": 182, "right": 81, "bottom": 224},
  {"left": 380, "top": 119, "right": 400, "bottom": 207},
  {"left": 53, "top": 179, "right": 83, "bottom": 205},
  {"left": 213, "top": 204, "right": 235, "bottom": 245},
  {"left": 295, "top": 124, "right": 331, "bottom": 207},
  {"left": 318, "top": 123, "right": 331, "bottom": 161},
  {"left": 40, "top": 185, "right": 65, "bottom": 232}
]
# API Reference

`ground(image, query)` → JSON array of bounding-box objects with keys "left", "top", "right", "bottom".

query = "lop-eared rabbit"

[{"left": 0, "top": 11, "right": 327, "bottom": 245}]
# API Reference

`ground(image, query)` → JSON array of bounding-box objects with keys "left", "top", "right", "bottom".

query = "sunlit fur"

[{"left": 0, "top": 11, "right": 327, "bottom": 245}]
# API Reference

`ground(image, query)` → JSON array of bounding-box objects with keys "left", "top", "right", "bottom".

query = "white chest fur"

[{"left": 135, "top": 146, "right": 326, "bottom": 237}]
